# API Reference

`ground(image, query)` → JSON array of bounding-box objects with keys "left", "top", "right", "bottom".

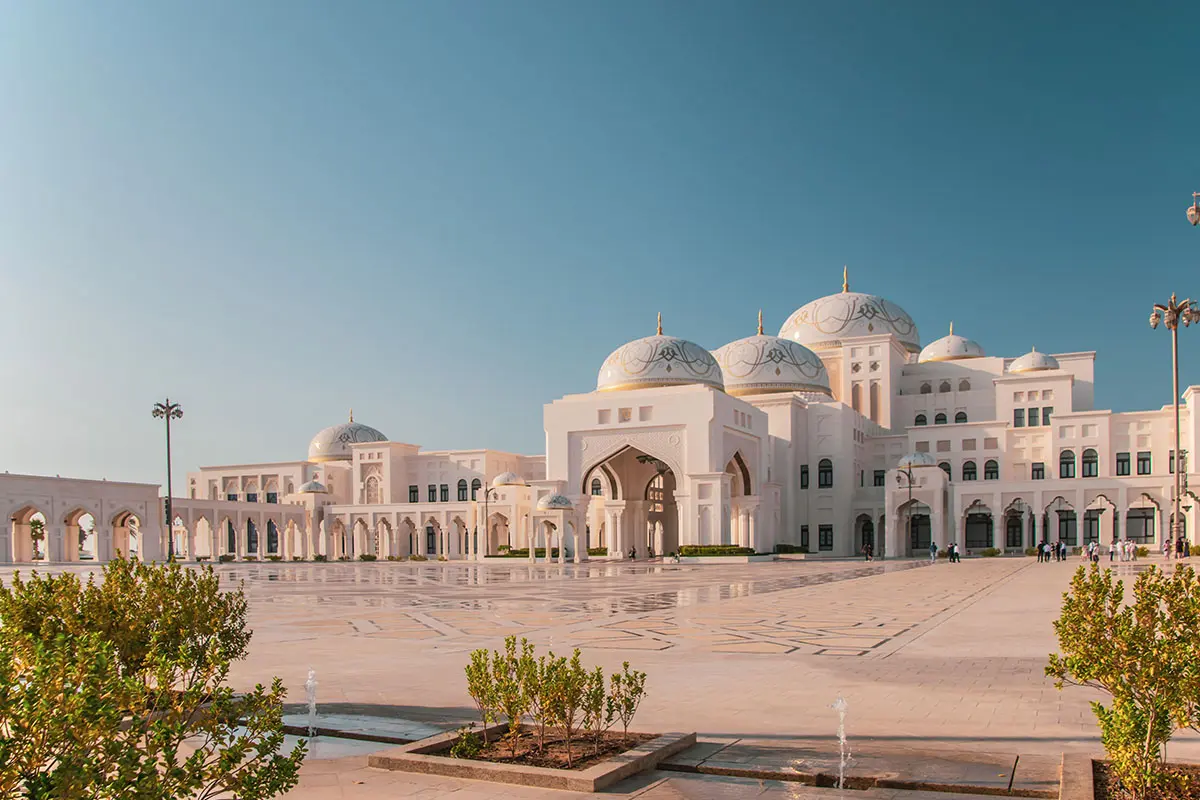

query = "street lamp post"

[
  {"left": 1188, "top": 192, "right": 1200, "bottom": 227},
  {"left": 152, "top": 398, "right": 183, "bottom": 560},
  {"left": 1150, "top": 296, "right": 1199, "bottom": 553},
  {"left": 895, "top": 464, "right": 916, "bottom": 559}
]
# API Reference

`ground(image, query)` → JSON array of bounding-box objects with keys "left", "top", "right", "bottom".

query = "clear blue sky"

[{"left": 2, "top": 1, "right": 1199, "bottom": 490}]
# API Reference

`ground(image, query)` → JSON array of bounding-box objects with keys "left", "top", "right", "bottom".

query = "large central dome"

[
  {"left": 597, "top": 315, "right": 724, "bottom": 392},
  {"left": 779, "top": 269, "right": 920, "bottom": 354},
  {"left": 307, "top": 411, "right": 388, "bottom": 462},
  {"left": 714, "top": 313, "right": 831, "bottom": 397}
]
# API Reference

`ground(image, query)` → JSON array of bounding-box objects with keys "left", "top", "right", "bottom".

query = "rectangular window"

[
  {"left": 458, "top": 484, "right": 468, "bottom": 501},
  {"left": 800, "top": 465, "right": 809, "bottom": 489},
  {"left": 1014, "top": 409, "right": 1025, "bottom": 427},
  {"left": 439, "top": 484, "right": 449, "bottom": 502},
  {"left": 800, "top": 525, "right": 810, "bottom": 550},
  {"left": 818, "top": 524, "right": 834, "bottom": 551},
  {"left": 428, "top": 484, "right": 437, "bottom": 502},
  {"left": 1031, "top": 462, "right": 1045, "bottom": 480},
  {"left": 1137, "top": 451, "right": 1152, "bottom": 475},
  {"left": 1060, "top": 454, "right": 1075, "bottom": 479},
  {"left": 1027, "top": 408, "right": 1039, "bottom": 427},
  {"left": 266, "top": 492, "right": 278, "bottom": 504},
  {"left": 1116, "top": 453, "right": 1130, "bottom": 476},
  {"left": 818, "top": 461, "right": 833, "bottom": 488},
  {"left": 409, "top": 485, "right": 419, "bottom": 503},
  {"left": 859, "top": 470, "right": 864, "bottom": 488},
  {"left": 1042, "top": 407, "right": 1053, "bottom": 427},
  {"left": 1170, "top": 450, "right": 1175, "bottom": 474},
  {"left": 873, "top": 470, "right": 886, "bottom": 487},
  {"left": 245, "top": 492, "right": 257, "bottom": 503},
  {"left": 226, "top": 493, "right": 238, "bottom": 502}
]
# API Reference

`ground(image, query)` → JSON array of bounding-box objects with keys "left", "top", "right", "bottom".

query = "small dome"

[
  {"left": 713, "top": 313, "right": 831, "bottom": 397},
  {"left": 536, "top": 493, "right": 574, "bottom": 511},
  {"left": 896, "top": 452, "right": 938, "bottom": 470},
  {"left": 1009, "top": 347, "right": 1060, "bottom": 374},
  {"left": 492, "top": 472, "right": 526, "bottom": 488},
  {"left": 779, "top": 268, "right": 920, "bottom": 354},
  {"left": 307, "top": 411, "right": 388, "bottom": 462},
  {"left": 918, "top": 322, "right": 985, "bottom": 363},
  {"left": 298, "top": 479, "right": 328, "bottom": 494},
  {"left": 597, "top": 314, "right": 724, "bottom": 393}
]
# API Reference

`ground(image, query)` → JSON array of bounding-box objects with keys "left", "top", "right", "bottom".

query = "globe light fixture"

[{"left": 1189, "top": 192, "right": 1200, "bottom": 227}]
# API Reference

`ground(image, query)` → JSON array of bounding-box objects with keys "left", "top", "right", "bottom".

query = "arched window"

[
  {"left": 962, "top": 460, "right": 977, "bottom": 481},
  {"left": 851, "top": 383, "right": 862, "bottom": 413},
  {"left": 1082, "top": 448, "right": 1098, "bottom": 478},
  {"left": 938, "top": 461, "right": 951, "bottom": 477},
  {"left": 364, "top": 476, "right": 381, "bottom": 504},
  {"left": 1059, "top": 450, "right": 1076, "bottom": 479},
  {"left": 817, "top": 458, "right": 833, "bottom": 488},
  {"left": 457, "top": 479, "right": 468, "bottom": 501},
  {"left": 934, "top": 412, "right": 947, "bottom": 425},
  {"left": 914, "top": 414, "right": 927, "bottom": 426},
  {"left": 939, "top": 380, "right": 952, "bottom": 393},
  {"left": 958, "top": 379, "right": 971, "bottom": 392},
  {"left": 591, "top": 477, "right": 603, "bottom": 496},
  {"left": 471, "top": 478, "right": 481, "bottom": 500},
  {"left": 954, "top": 411, "right": 968, "bottom": 424},
  {"left": 920, "top": 383, "right": 932, "bottom": 395},
  {"left": 869, "top": 382, "right": 880, "bottom": 423},
  {"left": 984, "top": 459, "right": 1000, "bottom": 480}
]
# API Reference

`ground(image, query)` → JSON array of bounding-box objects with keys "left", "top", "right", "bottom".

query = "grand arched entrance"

[{"left": 583, "top": 445, "right": 678, "bottom": 559}]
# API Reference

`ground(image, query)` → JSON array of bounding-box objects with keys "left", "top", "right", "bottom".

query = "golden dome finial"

[
  {"left": 842, "top": 265, "right": 849, "bottom": 293},
  {"left": 757, "top": 309, "right": 764, "bottom": 335},
  {"left": 656, "top": 312, "right": 663, "bottom": 336},
  {"left": 949, "top": 321, "right": 954, "bottom": 336},
  {"left": 349, "top": 408, "right": 354, "bottom": 423}
]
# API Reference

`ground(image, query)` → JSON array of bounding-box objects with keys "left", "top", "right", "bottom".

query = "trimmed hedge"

[
  {"left": 678, "top": 545, "right": 755, "bottom": 557},
  {"left": 488, "top": 548, "right": 561, "bottom": 558},
  {"left": 312, "top": 554, "right": 328, "bottom": 562},
  {"left": 587, "top": 547, "right": 608, "bottom": 556},
  {"left": 980, "top": 547, "right": 1001, "bottom": 557},
  {"left": 410, "top": 554, "right": 428, "bottom": 562},
  {"left": 775, "top": 544, "right": 808, "bottom": 554},
  {"left": 386, "top": 555, "right": 406, "bottom": 561},
  {"left": 217, "top": 554, "right": 235, "bottom": 563},
  {"left": 358, "top": 554, "right": 377, "bottom": 561}
]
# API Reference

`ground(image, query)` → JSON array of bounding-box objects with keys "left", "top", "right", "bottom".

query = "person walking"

[
  {"left": 1109, "top": 540, "right": 1117, "bottom": 562},
  {"left": 929, "top": 541, "right": 938, "bottom": 563}
]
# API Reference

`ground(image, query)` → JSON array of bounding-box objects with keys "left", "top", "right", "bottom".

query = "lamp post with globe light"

[
  {"left": 152, "top": 398, "right": 183, "bottom": 560},
  {"left": 895, "top": 464, "right": 916, "bottom": 560},
  {"left": 1188, "top": 192, "right": 1200, "bottom": 227},
  {"left": 1150, "top": 296, "right": 1200, "bottom": 551}
]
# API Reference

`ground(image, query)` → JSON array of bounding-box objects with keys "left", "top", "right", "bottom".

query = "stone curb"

[
  {"left": 1058, "top": 754, "right": 1094, "bottom": 800},
  {"left": 368, "top": 725, "right": 697, "bottom": 792}
]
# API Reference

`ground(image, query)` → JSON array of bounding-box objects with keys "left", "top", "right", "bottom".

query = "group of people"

[
  {"left": 1167, "top": 537, "right": 1192, "bottom": 559},
  {"left": 925, "top": 541, "right": 963, "bottom": 562},
  {"left": 1036, "top": 540, "right": 1068, "bottom": 562}
]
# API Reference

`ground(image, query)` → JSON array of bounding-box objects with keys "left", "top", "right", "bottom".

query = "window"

[
  {"left": 984, "top": 459, "right": 999, "bottom": 480},
  {"left": 1059, "top": 450, "right": 1076, "bottom": 478},
  {"left": 1006, "top": 515, "right": 1024, "bottom": 548},
  {"left": 1058, "top": 511, "right": 1077, "bottom": 546},
  {"left": 859, "top": 470, "right": 864, "bottom": 487},
  {"left": 1126, "top": 509, "right": 1155, "bottom": 543},
  {"left": 920, "top": 383, "right": 932, "bottom": 394},
  {"left": 914, "top": 414, "right": 927, "bottom": 426},
  {"left": 1028, "top": 390, "right": 1039, "bottom": 401},
  {"left": 426, "top": 525, "right": 437, "bottom": 554},
  {"left": 409, "top": 485, "right": 419, "bottom": 503},
  {"left": 959, "top": 380, "right": 971, "bottom": 392},
  {"left": 800, "top": 525, "right": 810, "bottom": 550},
  {"left": 458, "top": 479, "right": 469, "bottom": 501},
  {"left": 1042, "top": 407, "right": 1053, "bottom": 426},
  {"left": 1082, "top": 449, "right": 1098, "bottom": 478},
  {"left": 1137, "top": 451, "right": 1152, "bottom": 475},
  {"left": 471, "top": 478, "right": 481, "bottom": 500},
  {"left": 800, "top": 465, "right": 809, "bottom": 489},
  {"left": 1032, "top": 462, "right": 1045, "bottom": 480},
  {"left": 1170, "top": 450, "right": 1176, "bottom": 474},
  {"left": 955, "top": 411, "right": 967, "bottom": 424},
  {"left": 938, "top": 462, "right": 951, "bottom": 477},
  {"left": 1027, "top": 407, "right": 1039, "bottom": 427},
  {"left": 1014, "top": 409, "right": 1025, "bottom": 427},
  {"left": 934, "top": 413, "right": 947, "bottom": 425},
  {"left": 939, "top": 381, "right": 952, "bottom": 393},
  {"left": 962, "top": 461, "right": 977, "bottom": 481},
  {"left": 817, "top": 459, "right": 833, "bottom": 488},
  {"left": 266, "top": 492, "right": 278, "bottom": 504},
  {"left": 226, "top": 493, "right": 238, "bottom": 502},
  {"left": 965, "top": 513, "right": 993, "bottom": 549},
  {"left": 440, "top": 484, "right": 449, "bottom": 502},
  {"left": 245, "top": 492, "right": 257, "bottom": 503},
  {"left": 1116, "top": 452, "right": 1130, "bottom": 476},
  {"left": 818, "top": 525, "right": 833, "bottom": 551},
  {"left": 428, "top": 484, "right": 437, "bottom": 502},
  {"left": 591, "top": 477, "right": 603, "bottom": 496},
  {"left": 873, "top": 470, "right": 886, "bottom": 487}
]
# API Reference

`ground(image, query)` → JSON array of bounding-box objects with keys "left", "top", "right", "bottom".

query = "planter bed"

[
  {"left": 369, "top": 723, "right": 696, "bottom": 792},
  {"left": 677, "top": 554, "right": 776, "bottom": 564},
  {"left": 1081, "top": 755, "right": 1200, "bottom": 800}
]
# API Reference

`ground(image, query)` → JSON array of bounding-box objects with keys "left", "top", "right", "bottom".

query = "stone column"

[
  {"left": 46, "top": 525, "right": 65, "bottom": 563},
  {"left": 747, "top": 510, "right": 758, "bottom": 553},
  {"left": 528, "top": 520, "right": 537, "bottom": 563}
]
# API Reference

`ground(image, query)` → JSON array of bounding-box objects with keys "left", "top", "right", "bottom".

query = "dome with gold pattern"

[
  {"left": 597, "top": 314, "right": 724, "bottom": 393},
  {"left": 714, "top": 312, "right": 831, "bottom": 397},
  {"left": 779, "top": 268, "right": 920, "bottom": 354}
]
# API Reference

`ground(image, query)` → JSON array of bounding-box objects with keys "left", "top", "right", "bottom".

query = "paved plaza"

[{"left": 10, "top": 555, "right": 1200, "bottom": 797}]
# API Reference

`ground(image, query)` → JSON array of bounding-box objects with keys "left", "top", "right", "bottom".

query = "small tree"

[
  {"left": 1047, "top": 564, "right": 1200, "bottom": 800},
  {"left": 546, "top": 650, "right": 588, "bottom": 767},
  {"left": 491, "top": 637, "right": 532, "bottom": 756},
  {"left": 519, "top": 648, "right": 552, "bottom": 752},
  {"left": 28, "top": 518, "right": 45, "bottom": 559},
  {"left": 581, "top": 665, "right": 610, "bottom": 754},
  {"left": 464, "top": 649, "right": 495, "bottom": 744},
  {"left": 607, "top": 662, "right": 648, "bottom": 745}
]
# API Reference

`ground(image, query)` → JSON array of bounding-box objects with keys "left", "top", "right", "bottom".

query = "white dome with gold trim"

[
  {"left": 536, "top": 493, "right": 575, "bottom": 511},
  {"left": 597, "top": 314, "right": 724, "bottom": 393},
  {"left": 307, "top": 411, "right": 388, "bottom": 462},
  {"left": 1009, "top": 347, "right": 1059, "bottom": 374},
  {"left": 897, "top": 452, "right": 938, "bottom": 469},
  {"left": 918, "top": 322, "right": 985, "bottom": 363},
  {"left": 713, "top": 312, "right": 831, "bottom": 397},
  {"left": 779, "top": 269, "right": 920, "bottom": 354}
]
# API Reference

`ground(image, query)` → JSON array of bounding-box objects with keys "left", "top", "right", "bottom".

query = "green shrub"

[
  {"left": 980, "top": 547, "right": 1001, "bottom": 557},
  {"left": 386, "top": 555, "right": 406, "bottom": 561},
  {"left": 1137, "top": 546, "right": 1150, "bottom": 558},
  {"left": 437, "top": 555, "right": 448, "bottom": 562},
  {"left": 497, "top": 544, "right": 511, "bottom": 554},
  {"left": 775, "top": 543, "right": 809, "bottom": 554},
  {"left": 0, "top": 556, "right": 305, "bottom": 796},
  {"left": 490, "top": 548, "right": 559, "bottom": 558},
  {"left": 195, "top": 555, "right": 211, "bottom": 561},
  {"left": 336, "top": 556, "right": 350, "bottom": 562},
  {"left": 937, "top": 550, "right": 948, "bottom": 559},
  {"left": 218, "top": 554, "right": 235, "bottom": 563},
  {"left": 1025, "top": 547, "right": 1039, "bottom": 556},
  {"left": 1047, "top": 564, "right": 1200, "bottom": 799},
  {"left": 291, "top": 556, "right": 304, "bottom": 561},
  {"left": 358, "top": 554, "right": 377, "bottom": 562},
  {"left": 1071, "top": 546, "right": 1082, "bottom": 556},
  {"left": 266, "top": 555, "right": 282, "bottom": 562},
  {"left": 587, "top": 547, "right": 608, "bottom": 556},
  {"left": 312, "top": 554, "right": 328, "bottom": 562},
  {"left": 449, "top": 725, "right": 483, "bottom": 759},
  {"left": 678, "top": 545, "right": 755, "bottom": 557},
  {"left": 410, "top": 554, "right": 428, "bottom": 562},
  {"left": 607, "top": 661, "right": 648, "bottom": 746}
]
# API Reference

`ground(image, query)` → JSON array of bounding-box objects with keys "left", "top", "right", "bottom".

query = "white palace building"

[{"left": 4, "top": 272, "right": 1199, "bottom": 564}]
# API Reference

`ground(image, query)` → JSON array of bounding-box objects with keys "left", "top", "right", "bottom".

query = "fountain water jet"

[
  {"left": 831, "top": 695, "right": 850, "bottom": 789},
  {"left": 305, "top": 667, "right": 319, "bottom": 738}
]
